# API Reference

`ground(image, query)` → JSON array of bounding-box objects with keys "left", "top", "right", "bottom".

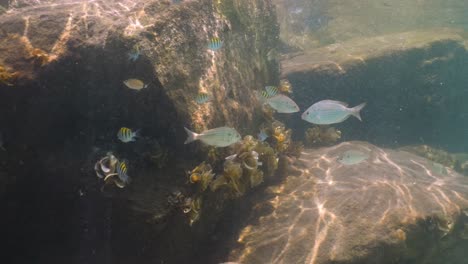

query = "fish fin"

[
  {"left": 184, "top": 127, "right": 198, "bottom": 144},
  {"left": 144, "top": 84, "right": 149, "bottom": 89},
  {"left": 322, "top": 100, "right": 348, "bottom": 107},
  {"left": 351, "top": 102, "right": 366, "bottom": 121},
  {"left": 134, "top": 129, "right": 141, "bottom": 138}
]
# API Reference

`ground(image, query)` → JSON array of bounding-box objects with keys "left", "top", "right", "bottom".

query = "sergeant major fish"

[
  {"left": 116, "top": 161, "right": 131, "bottom": 185},
  {"left": 208, "top": 37, "right": 223, "bottom": 51},
  {"left": 117, "top": 127, "right": 140, "bottom": 143},
  {"left": 264, "top": 86, "right": 278, "bottom": 97},
  {"left": 184, "top": 126, "right": 241, "bottom": 147},
  {"left": 194, "top": 92, "right": 212, "bottom": 104},
  {"left": 302, "top": 100, "right": 366, "bottom": 125},
  {"left": 265, "top": 94, "right": 300, "bottom": 113}
]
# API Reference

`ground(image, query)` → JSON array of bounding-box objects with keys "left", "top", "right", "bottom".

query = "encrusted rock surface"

[
  {"left": 0, "top": 0, "right": 279, "bottom": 263},
  {"left": 227, "top": 141, "right": 468, "bottom": 264}
]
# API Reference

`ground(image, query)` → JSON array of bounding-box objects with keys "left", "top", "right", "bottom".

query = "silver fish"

[
  {"left": 257, "top": 129, "right": 268, "bottom": 141},
  {"left": 301, "top": 100, "right": 366, "bottom": 125},
  {"left": 337, "top": 150, "right": 369, "bottom": 165},
  {"left": 184, "top": 126, "right": 241, "bottom": 147},
  {"left": 432, "top": 162, "right": 448, "bottom": 175},
  {"left": 266, "top": 94, "right": 300, "bottom": 113}
]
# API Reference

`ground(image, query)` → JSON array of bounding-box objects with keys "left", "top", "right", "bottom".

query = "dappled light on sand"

[{"left": 229, "top": 141, "right": 468, "bottom": 264}]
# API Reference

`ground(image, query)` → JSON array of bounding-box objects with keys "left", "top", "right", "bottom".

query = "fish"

[
  {"left": 337, "top": 150, "right": 369, "bottom": 165},
  {"left": 264, "top": 86, "right": 279, "bottom": 97},
  {"left": 184, "top": 126, "right": 241, "bottom": 147},
  {"left": 257, "top": 129, "right": 268, "bottom": 142},
  {"left": 432, "top": 162, "right": 448, "bottom": 175},
  {"left": 194, "top": 92, "right": 212, "bottom": 104},
  {"left": 127, "top": 45, "right": 141, "bottom": 62},
  {"left": 116, "top": 161, "right": 131, "bottom": 184},
  {"left": 301, "top": 100, "right": 366, "bottom": 125},
  {"left": 117, "top": 127, "right": 140, "bottom": 143},
  {"left": 123, "top": 79, "right": 148, "bottom": 90},
  {"left": 208, "top": 37, "right": 223, "bottom": 51},
  {"left": 265, "top": 94, "right": 300, "bottom": 113}
]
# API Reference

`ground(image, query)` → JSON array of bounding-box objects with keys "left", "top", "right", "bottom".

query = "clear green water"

[{"left": 1, "top": 0, "right": 468, "bottom": 264}]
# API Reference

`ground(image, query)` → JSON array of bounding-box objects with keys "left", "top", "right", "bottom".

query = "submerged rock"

[{"left": 228, "top": 141, "right": 468, "bottom": 264}]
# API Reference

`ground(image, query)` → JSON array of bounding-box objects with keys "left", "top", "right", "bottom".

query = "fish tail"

[
  {"left": 133, "top": 129, "right": 141, "bottom": 138},
  {"left": 184, "top": 127, "right": 198, "bottom": 144},
  {"left": 351, "top": 102, "right": 366, "bottom": 121}
]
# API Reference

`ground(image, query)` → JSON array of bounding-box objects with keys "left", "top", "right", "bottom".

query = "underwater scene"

[{"left": 1, "top": 0, "right": 468, "bottom": 263}]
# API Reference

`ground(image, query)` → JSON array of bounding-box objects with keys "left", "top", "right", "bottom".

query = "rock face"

[
  {"left": 280, "top": 28, "right": 468, "bottom": 151},
  {"left": 0, "top": 0, "right": 279, "bottom": 263},
  {"left": 228, "top": 142, "right": 468, "bottom": 264}
]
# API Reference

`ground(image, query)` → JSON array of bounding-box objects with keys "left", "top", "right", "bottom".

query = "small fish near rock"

[
  {"left": 117, "top": 127, "right": 140, "bottom": 143},
  {"left": 265, "top": 94, "right": 300, "bottom": 113},
  {"left": 194, "top": 92, "right": 212, "bottom": 104},
  {"left": 184, "top": 126, "right": 241, "bottom": 147},
  {"left": 208, "top": 37, "right": 223, "bottom": 51},
  {"left": 123, "top": 79, "right": 148, "bottom": 91},
  {"left": 302, "top": 100, "right": 366, "bottom": 125},
  {"left": 337, "top": 150, "right": 369, "bottom": 165}
]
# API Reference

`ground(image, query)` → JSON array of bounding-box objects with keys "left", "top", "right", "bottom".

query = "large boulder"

[
  {"left": 227, "top": 141, "right": 468, "bottom": 264},
  {"left": 0, "top": 0, "right": 279, "bottom": 263}
]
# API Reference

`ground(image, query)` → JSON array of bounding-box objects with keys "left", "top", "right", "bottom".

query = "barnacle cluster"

[
  {"left": 0, "top": 65, "right": 18, "bottom": 86},
  {"left": 210, "top": 135, "right": 276, "bottom": 197},
  {"left": 262, "top": 121, "right": 292, "bottom": 154},
  {"left": 167, "top": 190, "right": 202, "bottom": 226},
  {"left": 278, "top": 79, "right": 292, "bottom": 94},
  {"left": 305, "top": 126, "right": 342, "bottom": 146},
  {"left": 188, "top": 161, "right": 215, "bottom": 192},
  {"left": 178, "top": 121, "right": 304, "bottom": 225},
  {"left": 94, "top": 152, "right": 130, "bottom": 189}
]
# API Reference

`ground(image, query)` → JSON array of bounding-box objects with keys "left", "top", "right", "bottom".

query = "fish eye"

[{"left": 306, "top": 111, "right": 309, "bottom": 115}]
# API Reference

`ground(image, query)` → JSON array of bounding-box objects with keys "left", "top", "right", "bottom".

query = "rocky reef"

[{"left": 225, "top": 142, "right": 468, "bottom": 264}]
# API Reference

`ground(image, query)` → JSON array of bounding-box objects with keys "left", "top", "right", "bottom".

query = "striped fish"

[
  {"left": 117, "top": 127, "right": 139, "bottom": 143},
  {"left": 264, "top": 86, "right": 278, "bottom": 97},
  {"left": 208, "top": 37, "right": 223, "bottom": 51},
  {"left": 116, "top": 161, "right": 131, "bottom": 184},
  {"left": 194, "top": 92, "right": 212, "bottom": 104}
]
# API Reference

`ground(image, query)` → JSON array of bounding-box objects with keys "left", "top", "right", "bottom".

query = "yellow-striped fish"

[
  {"left": 117, "top": 127, "right": 140, "bottom": 143},
  {"left": 194, "top": 92, "right": 212, "bottom": 104},
  {"left": 264, "top": 86, "right": 278, "bottom": 97},
  {"left": 123, "top": 79, "right": 148, "bottom": 90},
  {"left": 208, "top": 37, "right": 223, "bottom": 51},
  {"left": 116, "top": 161, "right": 130, "bottom": 184}
]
